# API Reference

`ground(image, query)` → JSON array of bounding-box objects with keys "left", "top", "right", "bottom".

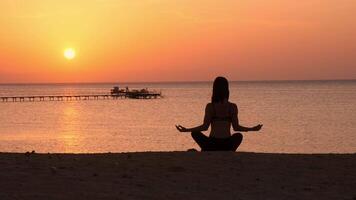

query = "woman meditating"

[{"left": 176, "top": 76, "right": 263, "bottom": 151}]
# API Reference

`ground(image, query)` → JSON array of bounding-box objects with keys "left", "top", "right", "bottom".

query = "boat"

[
  {"left": 110, "top": 86, "right": 162, "bottom": 99},
  {"left": 110, "top": 86, "right": 125, "bottom": 95}
]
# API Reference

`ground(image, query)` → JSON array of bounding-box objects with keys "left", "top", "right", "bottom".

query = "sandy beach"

[{"left": 0, "top": 152, "right": 355, "bottom": 199}]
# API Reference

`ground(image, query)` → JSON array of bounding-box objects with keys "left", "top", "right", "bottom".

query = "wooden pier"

[{"left": 0, "top": 92, "right": 162, "bottom": 103}]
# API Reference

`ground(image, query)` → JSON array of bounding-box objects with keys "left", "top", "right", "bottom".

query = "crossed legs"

[{"left": 191, "top": 131, "right": 243, "bottom": 151}]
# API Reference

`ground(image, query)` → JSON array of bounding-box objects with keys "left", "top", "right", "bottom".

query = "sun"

[{"left": 64, "top": 48, "right": 76, "bottom": 60}]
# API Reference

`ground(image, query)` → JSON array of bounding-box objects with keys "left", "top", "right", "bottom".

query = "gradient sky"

[{"left": 0, "top": 0, "right": 355, "bottom": 83}]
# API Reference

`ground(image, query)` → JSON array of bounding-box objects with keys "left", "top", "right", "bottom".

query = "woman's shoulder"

[
  {"left": 207, "top": 102, "right": 237, "bottom": 106},
  {"left": 228, "top": 102, "right": 238, "bottom": 111},
  {"left": 228, "top": 101, "right": 237, "bottom": 106},
  {"left": 205, "top": 103, "right": 214, "bottom": 114}
]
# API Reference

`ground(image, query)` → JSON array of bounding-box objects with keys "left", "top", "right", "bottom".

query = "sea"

[{"left": 0, "top": 80, "right": 355, "bottom": 153}]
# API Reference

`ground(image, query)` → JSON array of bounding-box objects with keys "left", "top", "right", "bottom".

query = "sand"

[{"left": 0, "top": 151, "right": 355, "bottom": 200}]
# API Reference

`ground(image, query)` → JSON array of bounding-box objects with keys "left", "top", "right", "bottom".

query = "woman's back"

[
  {"left": 208, "top": 101, "right": 236, "bottom": 138},
  {"left": 176, "top": 76, "right": 262, "bottom": 151}
]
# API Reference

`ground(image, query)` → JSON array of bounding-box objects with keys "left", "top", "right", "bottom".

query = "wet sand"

[{"left": 0, "top": 152, "right": 355, "bottom": 200}]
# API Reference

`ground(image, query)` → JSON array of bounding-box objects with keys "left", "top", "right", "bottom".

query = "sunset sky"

[{"left": 0, "top": 0, "right": 355, "bottom": 83}]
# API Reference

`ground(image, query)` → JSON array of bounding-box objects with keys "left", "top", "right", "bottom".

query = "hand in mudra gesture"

[
  {"left": 252, "top": 124, "right": 263, "bottom": 131},
  {"left": 175, "top": 125, "right": 189, "bottom": 132}
]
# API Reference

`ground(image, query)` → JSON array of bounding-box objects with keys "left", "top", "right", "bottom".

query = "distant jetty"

[{"left": 0, "top": 86, "right": 162, "bottom": 102}]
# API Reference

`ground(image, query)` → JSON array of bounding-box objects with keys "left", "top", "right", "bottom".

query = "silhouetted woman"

[{"left": 176, "top": 76, "right": 262, "bottom": 151}]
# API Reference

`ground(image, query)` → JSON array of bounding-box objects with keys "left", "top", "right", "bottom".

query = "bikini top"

[{"left": 211, "top": 104, "right": 232, "bottom": 122}]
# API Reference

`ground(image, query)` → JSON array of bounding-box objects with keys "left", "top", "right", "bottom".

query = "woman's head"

[{"left": 211, "top": 76, "right": 229, "bottom": 103}]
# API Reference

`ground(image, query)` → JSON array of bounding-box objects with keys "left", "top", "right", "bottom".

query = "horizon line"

[{"left": 0, "top": 78, "right": 355, "bottom": 85}]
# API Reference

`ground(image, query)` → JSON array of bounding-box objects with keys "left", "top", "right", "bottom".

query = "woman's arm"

[
  {"left": 176, "top": 104, "right": 211, "bottom": 132},
  {"left": 235, "top": 124, "right": 263, "bottom": 132},
  {"left": 231, "top": 104, "right": 263, "bottom": 132}
]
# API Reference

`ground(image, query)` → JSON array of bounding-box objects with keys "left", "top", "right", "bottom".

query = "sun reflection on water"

[{"left": 60, "top": 104, "right": 82, "bottom": 153}]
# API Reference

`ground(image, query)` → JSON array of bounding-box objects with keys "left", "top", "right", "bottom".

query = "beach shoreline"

[{"left": 0, "top": 151, "right": 355, "bottom": 200}]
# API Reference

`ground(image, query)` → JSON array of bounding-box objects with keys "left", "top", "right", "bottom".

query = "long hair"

[{"left": 211, "top": 76, "right": 229, "bottom": 103}]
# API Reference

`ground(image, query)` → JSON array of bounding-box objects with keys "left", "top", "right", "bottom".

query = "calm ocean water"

[{"left": 0, "top": 80, "right": 355, "bottom": 153}]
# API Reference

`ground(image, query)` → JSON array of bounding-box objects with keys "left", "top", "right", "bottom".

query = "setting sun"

[
  {"left": 0, "top": 0, "right": 355, "bottom": 83},
  {"left": 64, "top": 48, "right": 76, "bottom": 60}
]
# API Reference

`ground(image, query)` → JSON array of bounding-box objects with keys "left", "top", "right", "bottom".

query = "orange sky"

[{"left": 0, "top": 0, "right": 355, "bottom": 83}]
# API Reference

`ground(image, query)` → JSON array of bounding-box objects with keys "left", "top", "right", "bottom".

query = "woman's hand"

[
  {"left": 175, "top": 125, "right": 189, "bottom": 132},
  {"left": 251, "top": 124, "right": 263, "bottom": 131}
]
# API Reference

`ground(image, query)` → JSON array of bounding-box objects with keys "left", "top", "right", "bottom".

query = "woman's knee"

[
  {"left": 232, "top": 133, "right": 243, "bottom": 140},
  {"left": 230, "top": 133, "right": 243, "bottom": 151},
  {"left": 231, "top": 133, "right": 243, "bottom": 144},
  {"left": 191, "top": 131, "right": 201, "bottom": 138},
  {"left": 191, "top": 131, "right": 208, "bottom": 143}
]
